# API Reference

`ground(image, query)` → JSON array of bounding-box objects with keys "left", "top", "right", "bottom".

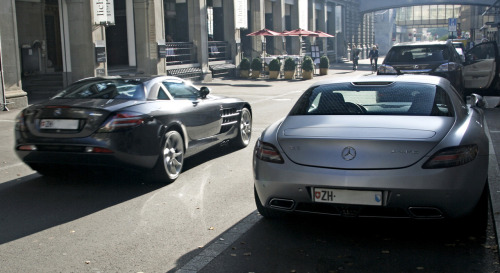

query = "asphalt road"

[{"left": 1, "top": 61, "right": 499, "bottom": 273}]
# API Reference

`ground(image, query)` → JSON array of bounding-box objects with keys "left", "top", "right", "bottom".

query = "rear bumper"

[{"left": 253, "top": 155, "right": 488, "bottom": 219}]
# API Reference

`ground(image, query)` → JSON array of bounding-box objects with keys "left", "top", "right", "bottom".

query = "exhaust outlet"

[
  {"left": 408, "top": 207, "right": 443, "bottom": 218},
  {"left": 269, "top": 198, "right": 295, "bottom": 210}
]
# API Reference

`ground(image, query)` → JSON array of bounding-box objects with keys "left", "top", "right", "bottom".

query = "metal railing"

[
  {"left": 165, "top": 42, "right": 196, "bottom": 66},
  {"left": 208, "top": 41, "right": 231, "bottom": 62}
]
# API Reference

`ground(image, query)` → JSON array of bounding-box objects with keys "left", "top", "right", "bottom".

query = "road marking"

[
  {"left": 253, "top": 90, "right": 302, "bottom": 105},
  {"left": 175, "top": 211, "right": 261, "bottom": 273},
  {"left": 0, "top": 162, "right": 25, "bottom": 172},
  {"left": 489, "top": 130, "right": 500, "bottom": 134}
]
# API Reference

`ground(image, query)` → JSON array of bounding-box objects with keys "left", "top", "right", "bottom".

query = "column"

[
  {"left": 272, "top": 0, "right": 285, "bottom": 54},
  {"left": 133, "top": 0, "right": 166, "bottom": 76},
  {"left": 189, "top": 0, "right": 210, "bottom": 81},
  {"left": 250, "top": 0, "right": 265, "bottom": 59},
  {"left": 1, "top": 0, "right": 27, "bottom": 109}
]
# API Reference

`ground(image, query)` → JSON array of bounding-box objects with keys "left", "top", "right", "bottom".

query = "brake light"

[
  {"left": 15, "top": 111, "right": 27, "bottom": 131},
  {"left": 423, "top": 145, "right": 478, "bottom": 169},
  {"left": 98, "top": 111, "right": 146, "bottom": 132},
  {"left": 254, "top": 139, "right": 284, "bottom": 164},
  {"left": 377, "top": 64, "right": 397, "bottom": 74},
  {"left": 435, "top": 62, "right": 460, "bottom": 72}
]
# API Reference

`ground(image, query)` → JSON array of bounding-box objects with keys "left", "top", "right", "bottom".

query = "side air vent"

[{"left": 219, "top": 108, "right": 239, "bottom": 134}]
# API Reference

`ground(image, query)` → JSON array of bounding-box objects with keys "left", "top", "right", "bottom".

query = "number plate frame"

[
  {"left": 40, "top": 119, "right": 79, "bottom": 130},
  {"left": 313, "top": 188, "right": 383, "bottom": 206}
]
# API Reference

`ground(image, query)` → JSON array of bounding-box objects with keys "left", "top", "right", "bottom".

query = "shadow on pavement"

[{"left": 170, "top": 212, "right": 499, "bottom": 273}]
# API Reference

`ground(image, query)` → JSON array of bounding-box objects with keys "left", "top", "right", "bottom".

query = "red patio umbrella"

[
  {"left": 280, "top": 28, "right": 318, "bottom": 37},
  {"left": 279, "top": 29, "right": 318, "bottom": 56},
  {"left": 313, "top": 30, "right": 335, "bottom": 38},
  {"left": 246, "top": 29, "right": 281, "bottom": 56},
  {"left": 246, "top": 28, "right": 281, "bottom": 36}
]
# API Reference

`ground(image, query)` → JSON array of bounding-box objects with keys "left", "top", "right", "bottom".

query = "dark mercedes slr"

[{"left": 14, "top": 76, "right": 252, "bottom": 182}]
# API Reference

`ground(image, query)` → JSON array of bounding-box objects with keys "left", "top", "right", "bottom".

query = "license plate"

[
  {"left": 313, "top": 188, "right": 382, "bottom": 206},
  {"left": 40, "top": 119, "right": 79, "bottom": 130}
]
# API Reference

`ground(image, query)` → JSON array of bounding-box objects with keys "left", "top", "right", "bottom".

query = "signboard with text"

[
  {"left": 448, "top": 18, "right": 457, "bottom": 32},
  {"left": 93, "top": 0, "right": 115, "bottom": 25},
  {"left": 234, "top": 0, "right": 248, "bottom": 29}
]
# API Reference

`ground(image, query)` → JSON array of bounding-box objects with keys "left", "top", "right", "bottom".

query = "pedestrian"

[
  {"left": 352, "top": 45, "right": 361, "bottom": 70},
  {"left": 368, "top": 45, "right": 379, "bottom": 72}
]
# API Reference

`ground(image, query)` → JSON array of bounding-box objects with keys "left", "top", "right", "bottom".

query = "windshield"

[
  {"left": 289, "top": 82, "right": 453, "bottom": 116},
  {"left": 53, "top": 79, "right": 146, "bottom": 100},
  {"left": 385, "top": 45, "right": 450, "bottom": 63}
]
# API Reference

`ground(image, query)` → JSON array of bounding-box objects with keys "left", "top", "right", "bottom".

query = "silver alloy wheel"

[
  {"left": 239, "top": 108, "right": 252, "bottom": 146},
  {"left": 162, "top": 131, "right": 184, "bottom": 180}
]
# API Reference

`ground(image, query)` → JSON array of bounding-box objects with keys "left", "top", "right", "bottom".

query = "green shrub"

[
  {"left": 301, "top": 56, "right": 314, "bottom": 72},
  {"left": 284, "top": 57, "right": 296, "bottom": 71},
  {"left": 240, "top": 57, "right": 250, "bottom": 70},
  {"left": 268, "top": 58, "right": 281, "bottom": 71},
  {"left": 319, "top": 55, "right": 329, "bottom": 69},
  {"left": 251, "top": 58, "right": 263, "bottom": 71}
]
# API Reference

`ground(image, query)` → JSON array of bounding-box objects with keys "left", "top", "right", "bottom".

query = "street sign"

[
  {"left": 93, "top": 0, "right": 115, "bottom": 26},
  {"left": 448, "top": 18, "right": 457, "bottom": 32}
]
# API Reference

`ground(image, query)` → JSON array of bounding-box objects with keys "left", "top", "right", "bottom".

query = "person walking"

[
  {"left": 352, "top": 45, "right": 361, "bottom": 71},
  {"left": 368, "top": 45, "right": 379, "bottom": 73}
]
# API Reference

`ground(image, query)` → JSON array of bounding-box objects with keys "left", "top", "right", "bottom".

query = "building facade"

[{"left": 1, "top": 0, "right": 372, "bottom": 110}]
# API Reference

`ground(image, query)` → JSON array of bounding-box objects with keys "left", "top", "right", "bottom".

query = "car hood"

[
  {"left": 277, "top": 115, "right": 454, "bottom": 169},
  {"left": 22, "top": 99, "right": 148, "bottom": 138}
]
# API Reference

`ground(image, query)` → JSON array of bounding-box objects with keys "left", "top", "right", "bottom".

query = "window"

[
  {"left": 289, "top": 82, "right": 453, "bottom": 116},
  {"left": 162, "top": 81, "right": 199, "bottom": 100},
  {"left": 54, "top": 79, "right": 145, "bottom": 100}
]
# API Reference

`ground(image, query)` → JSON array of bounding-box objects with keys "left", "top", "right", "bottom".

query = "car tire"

[
  {"left": 254, "top": 186, "right": 285, "bottom": 219},
  {"left": 232, "top": 107, "right": 252, "bottom": 148},
  {"left": 457, "top": 182, "right": 489, "bottom": 236},
  {"left": 152, "top": 130, "right": 184, "bottom": 183},
  {"left": 30, "top": 163, "right": 63, "bottom": 177}
]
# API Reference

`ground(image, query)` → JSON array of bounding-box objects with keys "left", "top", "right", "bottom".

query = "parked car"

[
  {"left": 253, "top": 75, "right": 489, "bottom": 233},
  {"left": 15, "top": 76, "right": 252, "bottom": 183},
  {"left": 378, "top": 40, "right": 500, "bottom": 97},
  {"left": 378, "top": 40, "right": 465, "bottom": 95},
  {"left": 463, "top": 41, "right": 500, "bottom": 95}
]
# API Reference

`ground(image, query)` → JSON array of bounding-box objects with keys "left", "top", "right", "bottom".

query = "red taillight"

[
  {"left": 98, "top": 112, "right": 145, "bottom": 132},
  {"left": 15, "top": 111, "right": 26, "bottom": 131},
  {"left": 423, "top": 145, "right": 478, "bottom": 169},
  {"left": 85, "top": 147, "right": 113, "bottom": 153},
  {"left": 254, "top": 139, "right": 284, "bottom": 164},
  {"left": 17, "top": 145, "right": 37, "bottom": 151}
]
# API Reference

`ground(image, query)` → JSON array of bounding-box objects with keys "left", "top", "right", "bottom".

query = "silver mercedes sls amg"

[{"left": 253, "top": 75, "right": 489, "bottom": 231}]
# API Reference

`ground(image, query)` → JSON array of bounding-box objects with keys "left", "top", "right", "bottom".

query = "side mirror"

[
  {"left": 469, "top": 93, "right": 486, "bottom": 108},
  {"left": 199, "top": 87, "right": 210, "bottom": 99}
]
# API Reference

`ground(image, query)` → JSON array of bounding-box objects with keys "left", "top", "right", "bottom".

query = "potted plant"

[
  {"left": 239, "top": 57, "right": 250, "bottom": 78},
  {"left": 251, "top": 58, "right": 263, "bottom": 79},
  {"left": 283, "top": 57, "right": 296, "bottom": 80},
  {"left": 301, "top": 56, "right": 314, "bottom": 80},
  {"left": 268, "top": 58, "right": 281, "bottom": 79},
  {"left": 319, "top": 55, "right": 329, "bottom": 75}
]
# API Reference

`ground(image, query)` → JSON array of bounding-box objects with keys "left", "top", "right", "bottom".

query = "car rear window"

[
  {"left": 53, "top": 79, "right": 146, "bottom": 100},
  {"left": 289, "top": 82, "right": 453, "bottom": 117},
  {"left": 385, "top": 45, "right": 449, "bottom": 63}
]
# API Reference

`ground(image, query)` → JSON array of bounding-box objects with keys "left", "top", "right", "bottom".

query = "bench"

[{"left": 209, "top": 63, "right": 237, "bottom": 78}]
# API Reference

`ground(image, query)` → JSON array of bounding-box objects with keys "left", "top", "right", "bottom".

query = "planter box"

[
  {"left": 240, "top": 70, "right": 250, "bottom": 78},
  {"left": 320, "top": 68, "right": 328, "bottom": 75},
  {"left": 269, "top": 71, "right": 279, "bottom": 79},
  {"left": 251, "top": 71, "right": 261, "bottom": 79},
  {"left": 284, "top": 70, "right": 295, "bottom": 80},
  {"left": 302, "top": 70, "right": 313, "bottom": 80}
]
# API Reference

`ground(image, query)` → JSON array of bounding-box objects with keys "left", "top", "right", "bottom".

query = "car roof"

[
  {"left": 390, "top": 40, "right": 450, "bottom": 47},
  {"left": 310, "top": 75, "right": 449, "bottom": 88}
]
